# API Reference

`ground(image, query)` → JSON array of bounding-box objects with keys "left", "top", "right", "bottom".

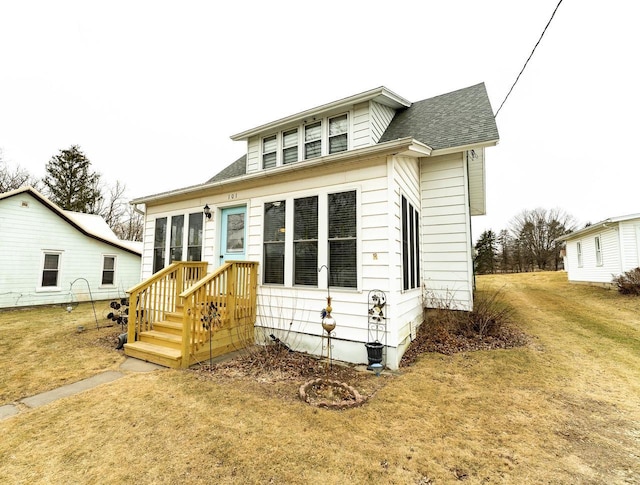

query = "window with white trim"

[
  {"left": 294, "top": 196, "right": 318, "bottom": 285},
  {"left": 282, "top": 129, "right": 298, "bottom": 165},
  {"left": 41, "top": 252, "right": 61, "bottom": 288},
  {"left": 153, "top": 217, "right": 167, "bottom": 273},
  {"left": 187, "top": 212, "right": 203, "bottom": 261},
  {"left": 595, "top": 236, "right": 603, "bottom": 266},
  {"left": 263, "top": 135, "right": 277, "bottom": 169},
  {"left": 263, "top": 201, "right": 286, "bottom": 284},
  {"left": 328, "top": 191, "right": 356, "bottom": 288},
  {"left": 402, "top": 195, "right": 420, "bottom": 290},
  {"left": 576, "top": 241, "right": 583, "bottom": 267},
  {"left": 102, "top": 256, "right": 116, "bottom": 285},
  {"left": 263, "top": 190, "right": 357, "bottom": 288},
  {"left": 304, "top": 122, "right": 322, "bottom": 160},
  {"left": 170, "top": 215, "right": 184, "bottom": 262},
  {"left": 329, "top": 114, "right": 348, "bottom": 154}
]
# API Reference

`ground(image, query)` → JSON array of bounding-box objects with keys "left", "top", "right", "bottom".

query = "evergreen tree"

[
  {"left": 43, "top": 145, "right": 102, "bottom": 212},
  {"left": 474, "top": 229, "right": 497, "bottom": 274}
]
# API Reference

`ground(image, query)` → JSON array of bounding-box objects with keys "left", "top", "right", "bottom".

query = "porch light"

[{"left": 203, "top": 204, "right": 212, "bottom": 220}]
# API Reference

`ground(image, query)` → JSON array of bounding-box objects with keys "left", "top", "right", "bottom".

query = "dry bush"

[{"left": 612, "top": 267, "right": 640, "bottom": 295}]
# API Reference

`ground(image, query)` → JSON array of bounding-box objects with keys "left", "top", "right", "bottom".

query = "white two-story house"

[{"left": 128, "top": 83, "right": 499, "bottom": 369}]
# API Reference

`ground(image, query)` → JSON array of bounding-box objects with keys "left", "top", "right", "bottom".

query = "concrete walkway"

[{"left": 0, "top": 358, "right": 163, "bottom": 421}]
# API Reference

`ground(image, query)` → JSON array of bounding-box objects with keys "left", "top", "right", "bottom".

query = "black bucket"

[{"left": 365, "top": 341, "right": 384, "bottom": 369}]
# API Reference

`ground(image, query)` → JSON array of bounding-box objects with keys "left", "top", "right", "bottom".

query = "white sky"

[{"left": 1, "top": 0, "right": 638, "bottom": 241}]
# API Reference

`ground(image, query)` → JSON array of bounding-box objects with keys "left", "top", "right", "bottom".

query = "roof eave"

[
  {"left": 230, "top": 86, "right": 411, "bottom": 141},
  {"left": 429, "top": 139, "right": 499, "bottom": 157},
  {"left": 131, "top": 138, "right": 427, "bottom": 206}
]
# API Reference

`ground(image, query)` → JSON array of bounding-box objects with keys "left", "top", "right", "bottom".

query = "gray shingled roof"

[
  {"left": 379, "top": 83, "right": 499, "bottom": 150},
  {"left": 206, "top": 154, "right": 247, "bottom": 184},
  {"left": 206, "top": 83, "right": 498, "bottom": 185}
]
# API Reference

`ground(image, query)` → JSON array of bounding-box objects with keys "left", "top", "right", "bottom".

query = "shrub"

[
  {"left": 464, "top": 288, "right": 513, "bottom": 337},
  {"left": 612, "top": 267, "right": 640, "bottom": 295}
]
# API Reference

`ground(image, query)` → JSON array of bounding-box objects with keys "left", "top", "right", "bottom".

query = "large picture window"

[
  {"left": 263, "top": 191, "right": 357, "bottom": 288},
  {"left": 263, "top": 201, "right": 286, "bottom": 284},
  {"left": 294, "top": 196, "right": 318, "bottom": 285},
  {"left": 328, "top": 191, "right": 356, "bottom": 288},
  {"left": 402, "top": 195, "right": 420, "bottom": 290}
]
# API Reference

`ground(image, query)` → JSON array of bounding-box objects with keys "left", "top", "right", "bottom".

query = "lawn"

[{"left": 1, "top": 272, "right": 639, "bottom": 484}]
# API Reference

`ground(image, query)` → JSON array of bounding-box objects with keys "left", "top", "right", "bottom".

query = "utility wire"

[{"left": 495, "top": 0, "right": 564, "bottom": 118}]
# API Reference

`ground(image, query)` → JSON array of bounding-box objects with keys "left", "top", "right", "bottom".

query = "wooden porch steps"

[{"left": 124, "top": 340, "right": 182, "bottom": 368}]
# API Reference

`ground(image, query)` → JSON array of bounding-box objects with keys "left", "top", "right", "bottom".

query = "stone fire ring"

[{"left": 299, "top": 378, "right": 365, "bottom": 409}]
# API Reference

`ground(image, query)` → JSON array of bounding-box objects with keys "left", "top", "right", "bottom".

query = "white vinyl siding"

[
  {"left": 0, "top": 191, "right": 141, "bottom": 308},
  {"left": 467, "top": 149, "right": 486, "bottom": 216},
  {"left": 370, "top": 101, "right": 395, "bottom": 143},
  {"left": 420, "top": 152, "right": 474, "bottom": 311}
]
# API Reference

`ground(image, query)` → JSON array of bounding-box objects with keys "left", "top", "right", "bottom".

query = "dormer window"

[
  {"left": 304, "top": 121, "right": 322, "bottom": 160},
  {"left": 282, "top": 128, "right": 298, "bottom": 164},
  {"left": 329, "top": 114, "right": 348, "bottom": 154},
  {"left": 263, "top": 135, "right": 277, "bottom": 169}
]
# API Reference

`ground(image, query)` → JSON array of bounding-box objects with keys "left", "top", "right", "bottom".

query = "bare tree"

[
  {"left": 114, "top": 203, "right": 144, "bottom": 241},
  {"left": 509, "top": 208, "right": 576, "bottom": 271},
  {"left": 0, "top": 152, "right": 40, "bottom": 192}
]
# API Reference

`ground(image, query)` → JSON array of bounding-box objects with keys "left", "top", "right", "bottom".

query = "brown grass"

[
  {"left": 0, "top": 302, "right": 125, "bottom": 403},
  {"left": 1, "top": 272, "right": 639, "bottom": 484}
]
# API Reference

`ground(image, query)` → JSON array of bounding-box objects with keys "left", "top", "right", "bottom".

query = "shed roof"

[{"left": 0, "top": 186, "right": 142, "bottom": 255}]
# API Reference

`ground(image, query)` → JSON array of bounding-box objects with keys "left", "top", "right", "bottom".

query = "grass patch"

[
  {"left": 1, "top": 273, "right": 639, "bottom": 484},
  {"left": 0, "top": 302, "right": 125, "bottom": 403}
]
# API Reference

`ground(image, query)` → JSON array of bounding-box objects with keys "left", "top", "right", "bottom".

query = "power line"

[{"left": 495, "top": 0, "right": 564, "bottom": 118}]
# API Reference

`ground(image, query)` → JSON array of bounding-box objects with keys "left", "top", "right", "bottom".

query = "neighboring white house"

[
  {"left": 0, "top": 186, "right": 142, "bottom": 308},
  {"left": 559, "top": 213, "right": 640, "bottom": 286},
  {"left": 130, "top": 83, "right": 499, "bottom": 369}
]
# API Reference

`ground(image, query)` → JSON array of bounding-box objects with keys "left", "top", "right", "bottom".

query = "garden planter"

[{"left": 365, "top": 341, "right": 384, "bottom": 369}]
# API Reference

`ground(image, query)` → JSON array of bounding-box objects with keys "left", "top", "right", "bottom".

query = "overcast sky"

[{"left": 1, "top": 0, "right": 638, "bottom": 240}]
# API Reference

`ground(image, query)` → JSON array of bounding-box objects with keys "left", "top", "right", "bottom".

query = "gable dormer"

[{"left": 231, "top": 87, "right": 411, "bottom": 175}]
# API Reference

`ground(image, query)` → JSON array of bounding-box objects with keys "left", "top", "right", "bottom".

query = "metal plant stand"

[{"left": 366, "top": 289, "right": 387, "bottom": 370}]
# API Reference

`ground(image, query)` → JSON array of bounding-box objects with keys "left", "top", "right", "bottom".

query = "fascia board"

[{"left": 230, "top": 87, "right": 411, "bottom": 141}]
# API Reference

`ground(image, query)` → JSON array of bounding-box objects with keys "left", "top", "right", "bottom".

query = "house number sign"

[{"left": 227, "top": 192, "right": 238, "bottom": 200}]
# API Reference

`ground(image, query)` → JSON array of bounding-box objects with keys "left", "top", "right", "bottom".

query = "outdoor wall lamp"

[{"left": 203, "top": 204, "right": 212, "bottom": 220}]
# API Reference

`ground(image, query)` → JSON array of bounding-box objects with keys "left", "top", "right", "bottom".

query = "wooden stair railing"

[
  {"left": 179, "top": 261, "right": 258, "bottom": 368},
  {"left": 124, "top": 261, "right": 258, "bottom": 368}
]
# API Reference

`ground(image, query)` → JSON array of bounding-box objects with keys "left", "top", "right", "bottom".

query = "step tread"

[
  {"left": 143, "top": 329, "right": 182, "bottom": 342},
  {"left": 124, "top": 341, "right": 181, "bottom": 359}
]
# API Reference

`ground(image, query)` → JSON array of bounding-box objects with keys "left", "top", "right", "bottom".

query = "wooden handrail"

[
  {"left": 179, "top": 261, "right": 258, "bottom": 367},
  {"left": 126, "top": 261, "right": 208, "bottom": 345}
]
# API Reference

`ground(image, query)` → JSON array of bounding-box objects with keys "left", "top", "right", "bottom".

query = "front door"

[{"left": 220, "top": 206, "right": 246, "bottom": 265}]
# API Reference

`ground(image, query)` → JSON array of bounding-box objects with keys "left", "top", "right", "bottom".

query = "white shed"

[
  {"left": 0, "top": 186, "right": 142, "bottom": 308},
  {"left": 559, "top": 213, "right": 640, "bottom": 286}
]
